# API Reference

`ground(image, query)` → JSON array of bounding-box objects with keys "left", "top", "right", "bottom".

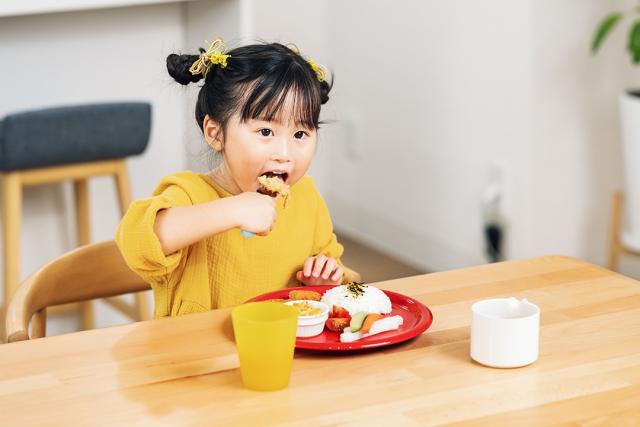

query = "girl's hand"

[
  {"left": 231, "top": 192, "right": 277, "bottom": 236},
  {"left": 295, "top": 255, "right": 344, "bottom": 286}
]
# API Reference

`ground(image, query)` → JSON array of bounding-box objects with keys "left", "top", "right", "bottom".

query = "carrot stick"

[{"left": 361, "top": 314, "right": 384, "bottom": 334}]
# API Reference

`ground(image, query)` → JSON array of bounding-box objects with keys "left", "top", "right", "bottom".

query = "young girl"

[{"left": 116, "top": 38, "right": 358, "bottom": 318}]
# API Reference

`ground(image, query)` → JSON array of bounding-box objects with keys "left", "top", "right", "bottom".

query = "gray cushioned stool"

[{"left": 1, "top": 102, "right": 152, "bottom": 339}]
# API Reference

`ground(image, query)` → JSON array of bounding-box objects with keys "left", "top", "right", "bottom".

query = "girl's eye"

[
  {"left": 294, "top": 131, "right": 308, "bottom": 139},
  {"left": 259, "top": 129, "right": 273, "bottom": 137}
]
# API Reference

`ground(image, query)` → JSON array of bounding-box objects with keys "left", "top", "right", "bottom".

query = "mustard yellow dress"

[{"left": 115, "top": 172, "right": 343, "bottom": 318}]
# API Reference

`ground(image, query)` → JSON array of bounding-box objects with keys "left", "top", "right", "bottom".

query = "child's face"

[{"left": 205, "top": 108, "right": 317, "bottom": 194}]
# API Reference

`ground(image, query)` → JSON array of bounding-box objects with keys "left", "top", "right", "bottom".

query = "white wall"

[
  {"left": 0, "top": 3, "right": 187, "bottom": 332},
  {"left": 305, "top": 0, "right": 640, "bottom": 276},
  {"left": 321, "top": 0, "right": 534, "bottom": 270},
  {"left": 530, "top": 0, "right": 622, "bottom": 263}
]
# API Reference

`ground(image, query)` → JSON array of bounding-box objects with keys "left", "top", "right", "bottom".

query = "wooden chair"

[
  {"left": 5, "top": 240, "right": 151, "bottom": 343},
  {"left": 1, "top": 103, "right": 152, "bottom": 336},
  {"left": 607, "top": 192, "right": 640, "bottom": 271}
]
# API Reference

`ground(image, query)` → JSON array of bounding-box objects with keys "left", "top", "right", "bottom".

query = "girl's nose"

[{"left": 270, "top": 138, "right": 291, "bottom": 162}]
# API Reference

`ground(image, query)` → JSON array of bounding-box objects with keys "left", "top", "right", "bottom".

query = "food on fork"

[
  {"left": 240, "top": 172, "right": 289, "bottom": 238},
  {"left": 289, "top": 290, "right": 322, "bottom": 301},
  {"left": 258, "top": 173, "right": 290, "bottom": 207}
]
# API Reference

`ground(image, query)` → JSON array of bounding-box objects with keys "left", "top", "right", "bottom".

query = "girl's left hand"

[{"left": 295, "top": 255, "right": 343, "bottom": 286}]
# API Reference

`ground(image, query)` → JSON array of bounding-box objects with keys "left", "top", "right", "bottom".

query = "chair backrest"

[{"left": 5, "top": 240, "right": 150, "bottom": 343}]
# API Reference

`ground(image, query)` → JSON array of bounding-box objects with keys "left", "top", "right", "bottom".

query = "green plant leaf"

[
  {"left": 633, "top": 46, "right": 640, "bottom": 64},
  {"left": 629, "top": 21, "right": 640, "bottom": 64},
  {"left": 631, "top": 21, "right": 640, "bottom": 53},
  {"left": 592, "top": 12, "right": 623, "bottom": 53},
  {"left": 629, "top": 21, "right": 640, "bottom": 50}
]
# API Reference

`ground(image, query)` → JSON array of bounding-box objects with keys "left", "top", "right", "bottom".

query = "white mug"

[{"left": 470, "top": 297, "right": 540, "bottom": 368}]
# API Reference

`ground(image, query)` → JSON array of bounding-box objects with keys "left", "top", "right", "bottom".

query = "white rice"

[{"left": 320, "top": 284, "right": 392, "bottom": 316}]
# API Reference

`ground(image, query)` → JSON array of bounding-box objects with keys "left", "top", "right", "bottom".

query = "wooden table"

[{"left": 1, "top": 256, "right": 640, "bottom": 426}]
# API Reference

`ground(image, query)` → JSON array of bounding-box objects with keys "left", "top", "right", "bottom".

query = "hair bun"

[
  {"left": 319, "top": 78, "right": 332, "bottom": 105},
  {"left": 166, "top": 53, "right": 203, "bottom": 85}
]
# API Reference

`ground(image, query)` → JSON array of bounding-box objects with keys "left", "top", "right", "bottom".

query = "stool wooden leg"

[
  {"left": 114, "top": 160, "right": 132, "bottom": 213},
  {"left": 31, "top": 308, "right": 47, "bottom": 339},
  {"left": 114, "top": 161, "right": 150, "bottom": 321},
  {"left": 2, "top": 173, "right": 22, "bottom": 341},
  {"left": 74, "top": 179, "right": 90, "bottom": 246},
  {"left": 608, "top": 192, "right": 623, "bottom": 272},
  {"left": 74, "top": 179, "right": 94, "bottom": 330}
]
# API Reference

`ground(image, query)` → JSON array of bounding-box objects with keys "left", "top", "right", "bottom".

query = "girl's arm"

[{"left": 154, "top": 192, "right": 275, "bottom": 255}]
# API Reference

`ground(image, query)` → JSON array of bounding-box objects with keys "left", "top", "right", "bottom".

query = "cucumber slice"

[{"left": 349, "top": 311, "right": 368, "bottom": 332}]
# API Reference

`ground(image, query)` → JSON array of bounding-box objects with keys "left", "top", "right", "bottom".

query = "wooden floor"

[{"left": 337, "top": 232, "right": 427, "bottom": 283}]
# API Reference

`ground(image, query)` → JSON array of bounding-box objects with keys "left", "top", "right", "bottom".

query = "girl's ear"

[{"left": 203, "top": 115, "right": 223, "bottom": 151}]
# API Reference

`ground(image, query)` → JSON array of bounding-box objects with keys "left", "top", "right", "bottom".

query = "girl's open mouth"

[{"left": 260, "top": 171, "right": 289, "bottom": 183}]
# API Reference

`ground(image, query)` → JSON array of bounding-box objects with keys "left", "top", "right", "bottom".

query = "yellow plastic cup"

[{"left": 231, "top": 302, "right": 298, "bottom": 391}]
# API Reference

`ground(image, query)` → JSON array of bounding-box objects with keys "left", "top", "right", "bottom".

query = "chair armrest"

[{"left": 5, "top": 276, "right": 33, "bottom": 342}]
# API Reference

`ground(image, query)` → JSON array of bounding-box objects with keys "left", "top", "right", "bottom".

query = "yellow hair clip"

[
  {"left": 306, "top": 58, "right": 327, "bottom": 82},
  {"left": 189, "top": 37, "right": 231, "bottom": 77},
  {"left": 287, "top": 44, "right": 326, "bottom": 81}
]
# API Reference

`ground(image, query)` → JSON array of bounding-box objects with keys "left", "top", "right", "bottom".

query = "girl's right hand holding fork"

[{"left": 231, "top": 192, "right": 277, "bottom": 237}]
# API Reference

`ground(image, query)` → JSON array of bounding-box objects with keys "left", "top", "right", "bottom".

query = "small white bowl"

[{"left": 284, "top": 300, "right": 330, "bottom": 338}]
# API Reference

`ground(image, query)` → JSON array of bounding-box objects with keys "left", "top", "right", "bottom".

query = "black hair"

[{"left": 166, "top": 41, "right": 333, "bottom": 137}]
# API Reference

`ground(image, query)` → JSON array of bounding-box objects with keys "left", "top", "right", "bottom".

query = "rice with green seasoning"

[{"left": 320, "top": 284, "right": 392, "bottom": 316}]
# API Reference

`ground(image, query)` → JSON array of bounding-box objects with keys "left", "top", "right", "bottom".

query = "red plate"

[{"left": 247, "top": 285, "right": 433, "bottom": 351}]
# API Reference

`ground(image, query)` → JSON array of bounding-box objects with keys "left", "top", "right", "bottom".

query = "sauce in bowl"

[{"left": 291, "top": 301, "right": 323, "bottom": 316}]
